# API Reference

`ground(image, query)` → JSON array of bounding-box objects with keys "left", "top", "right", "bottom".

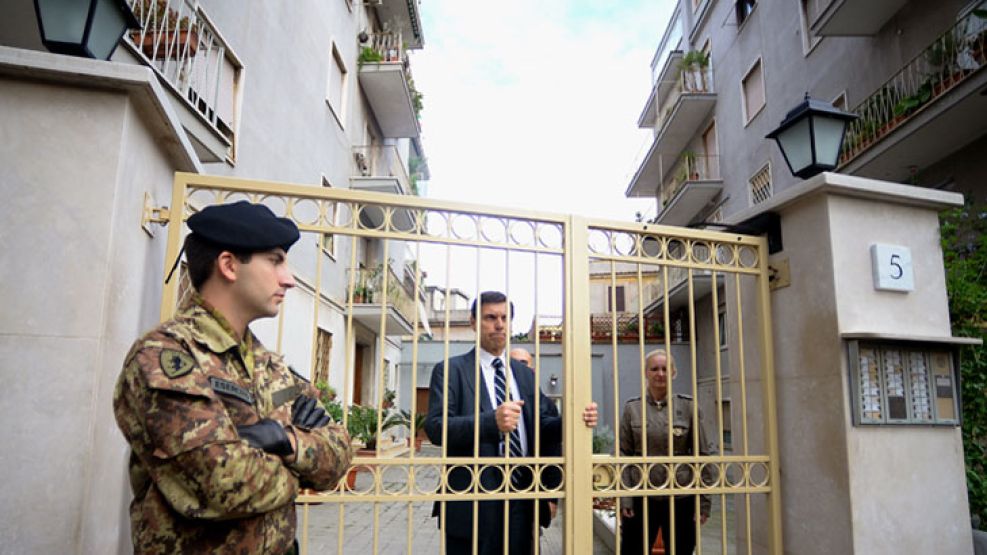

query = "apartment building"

[
  {"left": 0, "top": 1, "right": 428, "bottom": 552},
  {"left": 622, "top": 0, "right": 987, "bottom": 458}
]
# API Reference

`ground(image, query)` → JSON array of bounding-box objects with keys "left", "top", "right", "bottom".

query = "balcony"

[
  {"left": 810, "top": 0, "right": 909, "bottom": 37},
  {"left": 358, "top": 31, "right": 420, "bottom": 138},
  {"left": 347, "top": 266, "right": 422, "bottom": 336},
  {"left": 589, "top": 312, "right": 665, "bottom": 343},
  {"left": 839, "top": 11, "right": 987, "bottom": 181},
  {"left": 654, "top": 155, "right": 722, "bottom": 226},
  {"left": 125, "top": 0, "right": 242, "bottom": 162},
  {"left": 350, "top": 145, "right": 416, "bottom": 230},
  {"left": 371, "top": 0, "right": 425, "bottom": 49},
  {"left": 626, "top": 54, "right": 716, "bottom": 198}
]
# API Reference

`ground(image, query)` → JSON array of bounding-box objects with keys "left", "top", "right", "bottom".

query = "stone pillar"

[{"left": 728, "top": 172, "right": 974, "bottom": 554}]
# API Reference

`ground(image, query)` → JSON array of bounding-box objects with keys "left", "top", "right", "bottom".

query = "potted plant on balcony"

[
  {"left": 677, "top": 50, "right": 710, "bottom": 92},
  {"left": 398, "top": 410, "right": 427, "bottom": 452},
  {"left": 130, "top": 0, "right": 200, "bottom": 60}
]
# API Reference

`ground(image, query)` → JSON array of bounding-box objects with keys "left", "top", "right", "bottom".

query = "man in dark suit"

[{"left": 425, "top": 291, "right": 597, "bottom": 555}]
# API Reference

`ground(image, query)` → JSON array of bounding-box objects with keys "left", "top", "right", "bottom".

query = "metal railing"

[
  {"left": 654, "top": 66, "right": 714, "bottom": 130},
  {"left": 126, "top": 0, "right": 242, "bottom": 147},
  {"left": 352, "top": 145, "right": 416, "bottom": 195},
  {"left": 364, "top": 30, "right": 405, "bottom": 63},
  {"left": 661, "top": 154, "right": 721, "bottom": 208},
  {"left": 347, "top": 265, "right": 418, "bottom": 325},
  {"left": 840, "top": 8, "right": 987, "bottom": 164}
]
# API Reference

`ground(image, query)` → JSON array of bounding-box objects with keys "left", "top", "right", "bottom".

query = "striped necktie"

[{"left": 493, "top": 357, "right": 524, "bottom": 458}]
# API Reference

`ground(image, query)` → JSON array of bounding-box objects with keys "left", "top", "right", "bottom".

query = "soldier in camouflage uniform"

[
  {"left": 619, "top": 349, "right": 716, "bottom": 555},
  {"left": 114, "top": 201, "right": 353, "bottom": 554}
]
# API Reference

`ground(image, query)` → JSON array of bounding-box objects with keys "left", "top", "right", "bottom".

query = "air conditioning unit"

[{"left": 354, "top": 152, "right": 371, "bottom": 176}]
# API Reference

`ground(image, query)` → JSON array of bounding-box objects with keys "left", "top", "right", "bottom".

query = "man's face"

[
  {"left": 232, "top": 248, "right": 296, "bottom": 319},
  {"left": 510, "top": 349, "right": 533, "bottom": 368},
  {"left": 645, "top": 354, "right": 674, "bottom": 398},
  {"left": 472, "top": 301, "right": 509, "bottom": 355}
]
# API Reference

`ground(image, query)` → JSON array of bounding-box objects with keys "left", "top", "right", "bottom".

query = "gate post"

[
  {"left": 728, "top": 172, "right": 974, "bottom": 554},
  {"left": 565, "top": 216, "right": 595, "bottom": 554}
]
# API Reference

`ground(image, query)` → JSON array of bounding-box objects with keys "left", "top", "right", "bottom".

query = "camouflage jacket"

[
  {"left": 114, "top": 296, "right": 352, "bottom": 554},
  {"left": 619, "top": 393, "right": 716, "bottom": 515}
]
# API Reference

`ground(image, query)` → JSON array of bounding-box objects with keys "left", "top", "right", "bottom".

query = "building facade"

[{"left": 0, "top": 1, "right": 428, "bottom": 552}]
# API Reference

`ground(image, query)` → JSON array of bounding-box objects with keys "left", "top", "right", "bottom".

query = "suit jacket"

[{"left": 425, "top": 349, "right": 562, "bottom": 537}]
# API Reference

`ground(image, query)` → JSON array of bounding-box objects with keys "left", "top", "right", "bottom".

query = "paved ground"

[{"left": 297, "top": 445, "right": 737, "bottom": 554}]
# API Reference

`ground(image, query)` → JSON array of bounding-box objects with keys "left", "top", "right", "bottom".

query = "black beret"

[{"left": 187, "top": 201, "right": 300, "bottom": 252}]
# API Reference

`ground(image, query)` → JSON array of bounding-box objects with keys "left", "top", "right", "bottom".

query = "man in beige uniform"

[
  {"left": 619, "top": 349, "right": 715, "bottom": 555},
  {"left": 114, "top": 201, "right": 353, "bottom": 554}
]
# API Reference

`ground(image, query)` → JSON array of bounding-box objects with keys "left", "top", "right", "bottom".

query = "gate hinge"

[
  {"left": 768, "top": 257, "right": 790, "bottom": 291},
  {"left": 142, "top": 192, "right": 171, "bottom": 236}
]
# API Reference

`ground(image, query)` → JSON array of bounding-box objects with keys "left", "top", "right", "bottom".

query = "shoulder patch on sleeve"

[
  {"left": 675, "top": 393, "right": 693, "bottom": 400},
  {"left": 160, "top": 349, "right": 195, "bottom": 379}
]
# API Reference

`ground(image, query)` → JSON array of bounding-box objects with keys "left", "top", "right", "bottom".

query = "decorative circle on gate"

[
  {"left": 413, "top": 464, "right": 441, "bottom": 495},
  {"left": 647, "top": 463, "right": 671, "bottom": 489},
  {"left": 445, "top": 464, "right": 477, "bottom": 494},
  {"left": 259, "top": 195, "right": 287, "bottom": 219},
  {"left": 716, "top": 244, "right": 736, "bottom": 266},
  {"left": 479, "top": 216, "right": 507, "bottom": 244},
  {"left": 382, "top": 465, "right": 410, "bottom": 495},
  {"left": 476, "top": 464, "right": 507, "bottom": 494},
  {"left": 588, "top": 229, "right": 610, "bottom": 255},
  {"left": 450, "top": 214, "right": 477, "bottom": 241},
  {"left": 672, "top": 463, "right": 699, "bottom": 489},
  {"left": 699, "top": 462, "right": 721, "bottom": 488},
  {"left": 347, "top": 464, "right": 375, "bottom": 495},
  {"left": 508, "top": 465, "right": 534, "bottom": 493},
  {"left": 538, "top": 464, "right": 565, "bottom": 493},
  {"left": 749, "top": 462, "right": 769, "bottom": 487},
  {"left": 335, "top": 202, "right": 356, "bottom": 229},
  {"left": 425, "top": 212, "right": 448, "bottom": 238},
  {"left": 620, "top": 463, "right": 646, "bottom": 491},
  {"left": 724, "top": 462, "right": 745, "bottom": 488},
  {"left": 290, "top": 198, "right": 321, "bottom": 226},
  {"left": 592, "top": 463, "right": 617, "bottom": 491},
  {"left": 666, "top": 239, "right": 687, "bottom": 261},
  {"left": 537, "top": 223, "right": 563, "bottom": 250},
  {"left": 508, "top": 220, "right": 536, "bottom": 248},
  {"left": 691, "top": 241, "right": 712, "bottom": 264},
  {"left": 613, "top": 232, "right": 635, "bottom": 257},
  {"left": 738, "top": 245, "right": 759, "bottom": 268},
  {"left": 641, "top": 235, "right": 662, "bottom": 258}
]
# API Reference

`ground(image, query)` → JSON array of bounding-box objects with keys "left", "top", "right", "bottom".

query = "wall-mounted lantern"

[
  {"left": 34, "top": 0, "right": 141, "bottom": 60},
  {"left": 766, "top": 93, "right": 858, "bottom": 179}
]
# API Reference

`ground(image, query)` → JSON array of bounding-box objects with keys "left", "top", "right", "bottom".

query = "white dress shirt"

[{"left": 478, "top": 349, "right": 528, "bottom": 456}]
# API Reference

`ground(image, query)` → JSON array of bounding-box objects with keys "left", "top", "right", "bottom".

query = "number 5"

[{"left": 890, "top": 254, "right": 903, "bottom": 279}]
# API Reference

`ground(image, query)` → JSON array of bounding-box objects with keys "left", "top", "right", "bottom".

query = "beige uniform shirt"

[{"left": 619, "top": 392, "right": 716, "bottom": 515}]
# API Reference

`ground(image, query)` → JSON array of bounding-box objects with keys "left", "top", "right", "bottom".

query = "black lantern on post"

[
  {"left": 34, "top": 0, "right": 141, "bottom": 61},
  {"left": 766, "top": 93, "right": 858, "bottom": 179}
]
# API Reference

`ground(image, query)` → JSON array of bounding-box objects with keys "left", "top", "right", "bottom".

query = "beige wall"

[{"left": 0, "top": 69, "right": 193, "bottom": 552}]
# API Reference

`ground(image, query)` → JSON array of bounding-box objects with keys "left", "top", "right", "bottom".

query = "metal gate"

[{"left": 158, "top": 172, "right": 781, "bottom": 554}]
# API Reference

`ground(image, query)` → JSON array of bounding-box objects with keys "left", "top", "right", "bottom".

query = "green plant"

[
  {"left": 398, "top": 409, "right": 427, "bottom": 435},
  {"left": 592, "top": 425, "right": 614, "bottom": 454},
  {"left": 134, "top": 0, "right": 199, "bottom": 33},
  {"left": 358, "top": 46, "right": 383, "bottom": 66},
  {"left": 892, "top": 82, "right": 932, "bottom": 118},
  {"left": 347, "top": 405, "right": 403, "bottom": 450},
  {"left": 407, "top": 76, "right": 424, "bottom": 118},
  {"left": 315, "top": 381, "right": 344, "bottom": 422},
  {"left": 940, "top": 202, "right": 987, "bottom": 529},
  {"left": 382, "top": 388, "right": 396, "bottom": 408}
]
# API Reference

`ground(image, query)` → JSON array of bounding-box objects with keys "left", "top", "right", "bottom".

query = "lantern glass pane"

[
  {"left": 812, "top": 115, "right": 847, "bottom": 169},
  {"left": 778, "top": 117, "right": 812, "bottom": 174},
  {"left": 37, "top": 0, "right": 90, "bottom": 43},
  {"left": 88, "top": 0, "right": 128, "bottom": 59}
]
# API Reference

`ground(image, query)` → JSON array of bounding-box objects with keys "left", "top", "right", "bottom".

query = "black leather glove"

[
  {"left": 237, "top": 419, "right": 293, "bottom": 457},
  {"left": 291, "top": 395, "right": 332, "bottom": 430}
]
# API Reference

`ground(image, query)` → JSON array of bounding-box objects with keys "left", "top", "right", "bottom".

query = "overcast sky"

[
  {"left": 411, "top": 0, "right": 674, "bottom": 222},
  {"left": 408, "top": 1, "right": 676, "bottom": 327}
]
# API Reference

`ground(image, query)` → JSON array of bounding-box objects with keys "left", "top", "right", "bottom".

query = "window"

[
  {"left": 736, "top": 0, "right": 756, "bottom": 26},
  {"left": 799, "top": 0, "right": 822, "bottom": 54},
  {"left": 321, "top": 177, "right": 337, "bottom": 258},
  {"left": 749, "top": 163, "right": 772, "bottom": 205},
  {"left": 326, "top": 42, "right": 347, "bottom": 127},
  {"left": 741, "top": 58, "right": 765, "bottom": 124},
  {"left": 608, "top": 286, "right": 626, "bottom": 312},
  {"left": 832, "top": 91, "right": 848, "bottom": 112},
  {"left": 313, "top": 329, "right": 333, "bottom": 384}
]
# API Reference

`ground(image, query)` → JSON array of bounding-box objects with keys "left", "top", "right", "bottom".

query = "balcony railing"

[
  {"left": 840, "top": 9, "right": 987, "bottom": 165},
  {"left": 654, "top": 66, "right": 714, "bottom": 130},
  {"left": 348, "top": 266, "right": 418, "bottom": 326},
  {"left": 126, "top": 0, "right": 242, "bottom": 156},
  {"left": 590, "top": 312, "right": 665, "bottom": 342},
  {"left": 661, "top": 154, "right": 720, "bottom": 207},
  {"left": 352, "top": 145, "right": 416, "bottom": 195},
  {"left": 363, "top": 31, "right": 406, "bottom": 64}
]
